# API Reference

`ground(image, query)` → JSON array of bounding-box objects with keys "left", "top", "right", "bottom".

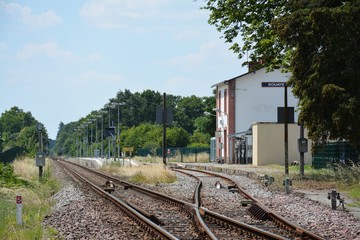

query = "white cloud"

[
  {"left": 163, "top": 75, "right": 210, "bottom": 97},
  {"left": 165, "top": 76, "right": 187, "bottom": 86},
  {"left": 168, "top": 40, "right": 228, "bottom": 67},
  {"left": 79, "top": 70, "right": 124, "bottom": 84},
  {"left": 16, "top": 42, "right": 101, "bottom": 62},
  {"left": 81, "top": 0, "right": 167, "bottom": 18},
  {"left": 16, "top": 42, "right": 72, "bottom": 59},
  {"left": 79, "top": 0, "right": 190, "bottom": 30},
  {"left": 0, "top": 1, "right": 62, "bottom": 30}
]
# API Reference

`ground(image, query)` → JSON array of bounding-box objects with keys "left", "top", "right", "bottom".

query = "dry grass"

[
  {"left": 101, "top": 163, "right": 177, "bottom": 184},
  {"left": 134, "top": 153, "right": 210, "bottom": 164},
  {"left": 134, "top": 156, "right": 163, "bottom": 164},
  {"left": 13, "top": 157, "right": 40, "bottom": 180},
  {"left": 0, "top": 157, "right": 60, "bottom": 240},
  {"left": 179, "top": 152, "right": 209, "bottom": 163}
]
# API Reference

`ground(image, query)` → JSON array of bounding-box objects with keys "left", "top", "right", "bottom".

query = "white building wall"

[
  {"left": 216, "top": 85, "right": 228, "bottom": 160},
  {"left": 235, "top": 68, "right": 299, "bottom": 133}
]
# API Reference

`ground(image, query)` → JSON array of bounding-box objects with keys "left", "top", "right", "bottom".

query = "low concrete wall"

[{"left": 67, "top": 158, "right": 104, "bottom": 169}]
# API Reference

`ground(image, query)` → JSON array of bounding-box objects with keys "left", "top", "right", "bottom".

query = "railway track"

[
  {"left": 57, "top": 159, "right": 207, "bottom": 239},
  {"left": 55, "top": 159, "right": 179, "bottom": 240},
  {"left": 173, "top": 167, "right": 325, "bottom": 240},
  {"left": 55, "top": 159, "right": 325, "bottom": 239}
]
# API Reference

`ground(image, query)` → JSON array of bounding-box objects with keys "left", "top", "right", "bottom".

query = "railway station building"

[{"left": 211, "top": 66, "right": 312, "bottom": 166}]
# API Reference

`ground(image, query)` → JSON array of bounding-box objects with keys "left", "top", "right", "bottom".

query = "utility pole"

[
  {"left": 300, "top": 124, "right": 305, "bottom": 175},
  {"left": 284, "top": 84, "right": 290, "bottom": 194},
  {"left": 35, "top": 123, "right": 45, "bottom": 179},
  {"left": 284, "top": 84, "right": 289, "bottom": 175},
  {"left": 162, "top": 93, "right": 167, "bottom": 166}
]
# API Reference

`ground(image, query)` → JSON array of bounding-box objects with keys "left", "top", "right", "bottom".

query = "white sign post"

[{"left": 16, "top": 195, "right": 22, "bottom": 225}]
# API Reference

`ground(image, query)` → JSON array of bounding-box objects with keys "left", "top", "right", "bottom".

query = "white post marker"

[{"left": 16, "top": 195, "right": 22, "bottom": 225}]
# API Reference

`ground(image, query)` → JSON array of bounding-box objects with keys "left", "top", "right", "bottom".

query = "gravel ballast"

[{"left": 44, "top": 161, "right": 360, "bottom": 239}]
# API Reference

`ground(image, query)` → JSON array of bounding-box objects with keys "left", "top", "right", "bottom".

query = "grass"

[
  {"left": 134, "top": 156, "right": 163, "bottom": 164},
  {"left": 101, "top": 163, "right": 177, "bottom": 184},
  {"left": 181, "top": 152, "right": 210, "bottom": 163},
  {"left": 0, "top": 157, "right": 62, "bottom": 240}
]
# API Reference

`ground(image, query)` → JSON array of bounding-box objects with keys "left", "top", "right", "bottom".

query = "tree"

[
  {"left": 189, "top": 132, "right": 211, "bottom": 147},
  {"left": 167, "top": 127, "right": 190, "bottom": 147},
  {"left": 56, "top": 122, "right": 65, "bottom": 139},
  {"left": 16, "top": 126, "right": 38, "bottom": 156},
  {"left": 274, "top": 0, "right": 360, "bottom": 145},
  {"left": 53, "top": 90, "right": 216, "bottom": 156},
  {"left": 0, "top": 106, "right": 49, "bottom": 156},
  {"left": 203, "top": 0, "right": 360, "bottom": 146},
  {"left": 194, "top": 116, "right": 214, "bottom": 136},
  {"left": 121, "top": 123, "right": 160, "bottom": 151},
  {"left": 174, "top": 95, "right": 208, "bottom": 133},
  {"left": 202, "top": 0, "right": 288, "bottom": 68}
]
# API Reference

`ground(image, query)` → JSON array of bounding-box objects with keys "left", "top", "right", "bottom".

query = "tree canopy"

[
  {"left": 0, "top": 106, "right": 48, "bottom": 155},
  {"left": 53, "top": 89, "right": 216, "bottom": 156},
  {"left": 203, "top": 0, "right": 360, "bottom": 146}
]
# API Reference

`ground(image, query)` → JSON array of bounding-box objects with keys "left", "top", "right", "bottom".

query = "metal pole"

[
  {"left": 300, "top": 124, "right": 305, "bottom": 175},
  {"left": 75, "top": 131, "right": 78, "bottom": 158},
  {"left": 112, "top": 120, "right": 115, "bottom": 160},
  {"left": 89, "top": 120, "right": 94, "bottom": 157},
  {"left": 331, "top": 190, "right": 337, "bottom": 210},
  {"left": 39, "top": 130, "right": 43, "bottom": 178},
  {"left": 162, "top": 93, "right": 167, "bottom": 166},
  {"left": 284, "top": 84, "right": 290, "bottom": 194},
  {"left": 87, "top": 124, "right": 89, "bottom": 157},
  {"left": 284, "top": 84, "right": 289, "bottom": 175},
  {"left": 95, "top": 118, "right": 98, "bottom": 157},
  {"left": 83, "top": 126, "right": 86, "bottom": 158},
  {"left": 117, "top": 105, "right": 120, "bottom": 164},
  {"left": 101, "top": 115, "right": 104, "bottom": 158},
  {"left": 108, "top": 107, "right": 111, "bottom": 159},
  {"left": 82, "top": 128, "right": 85, "bottom": 157},
  {"left": 78, "top": 130, "right": 80, "bottom": 157},
  {"left": 219, "top": 112, "right": 225, "bottom": 164}
]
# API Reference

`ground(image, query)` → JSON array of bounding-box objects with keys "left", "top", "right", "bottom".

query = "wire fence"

[
  {"left": 0, "top": 146, "right": 25, "bottom": 164},
  {"left": 136, "top": 147, "right": 210, "bottom": 163},
  {"left": 312, "top": 141, "right": 360, "bottom": 169}
]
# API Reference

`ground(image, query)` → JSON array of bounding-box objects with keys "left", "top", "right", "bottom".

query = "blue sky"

[{"left": 0, "top": 0, "right": 247, "bottom": 139}]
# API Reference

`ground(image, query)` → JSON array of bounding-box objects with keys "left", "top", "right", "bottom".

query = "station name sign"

[{"left": 262, "top": 82, "right": 286, "bottom": 87}]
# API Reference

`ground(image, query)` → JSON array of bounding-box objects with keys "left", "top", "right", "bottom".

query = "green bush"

[{"left": 0, "top": 163, "right": 35, "bottom": 188}]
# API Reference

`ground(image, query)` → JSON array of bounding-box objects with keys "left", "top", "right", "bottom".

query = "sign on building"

[{"left": 261, "top": 82, "right": 286, "bottom": 87}]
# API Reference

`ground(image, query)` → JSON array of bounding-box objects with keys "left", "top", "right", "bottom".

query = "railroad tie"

[{"left": 247, "top": 203, "right": 269, "bottom": 221}]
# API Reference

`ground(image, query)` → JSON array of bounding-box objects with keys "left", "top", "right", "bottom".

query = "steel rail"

[
  {"left": 175, "top": 167, "right": 325, "bottom": 240},
  {"left": 61, "top": 159, "right": 197, "bottom": 209},
  {"left": 56, "top": 159, "right": 178, "bottom": 240},
  {"left": 174, "top": 168, "right": 287, "bottom": 240},
  {"left": 200, "top": 207, "right": 287, "bottom": 240},
  {"left": 58, "top": 159, "right": 215, "bottom": 239},
  {"left": 59, "top": 159, "right": 315, "bottom": 239}
]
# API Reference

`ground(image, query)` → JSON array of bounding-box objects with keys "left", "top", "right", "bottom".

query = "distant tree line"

[
  {"left": 0, "top": 106, "right": 48, "bottom": 157},
  {"left": 53, "top": 89, "right": 216, "bottom": 157}
]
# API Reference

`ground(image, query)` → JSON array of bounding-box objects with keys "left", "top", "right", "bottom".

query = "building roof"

[{"left": 211, "top": 67, "right": 265, "bottom": 88}]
